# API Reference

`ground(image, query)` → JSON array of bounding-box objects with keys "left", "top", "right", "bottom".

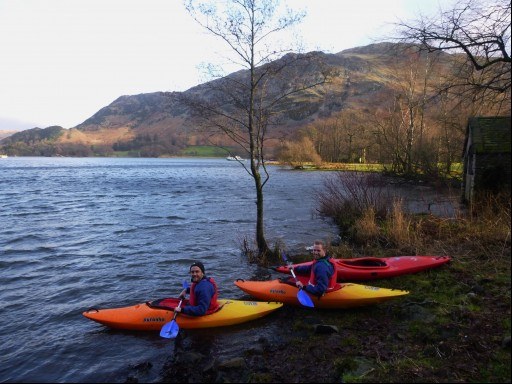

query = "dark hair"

[
  {"left": 314, "top": 240, "right": 325, "bottom": 247},
  {"left": 190, "top": 261, "right": 205, "bottom": 274}
]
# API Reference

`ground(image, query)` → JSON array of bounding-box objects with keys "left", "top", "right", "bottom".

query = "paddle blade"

[
  {"left": 297, "top": 289, "right": 315, "bottom": 308},
  {"left": 159, "top": 320, "right": 173, "bottom": 338},
  {"left": 160, "top": 319, "right": 179, "bottom": 338},
  {"left": 167, "top": 320, "right": 180, "bottom": 338}
]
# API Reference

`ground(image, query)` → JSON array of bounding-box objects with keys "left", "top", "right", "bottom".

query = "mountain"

[
  {"left": 0, "top": 42, "right": 454, "bottom": 157},
  {"left": 0, "top": 117, "right": 40, "bottom": 141},
  {"left": 0, "top": 130, "right": 17, "bottom": 141}
]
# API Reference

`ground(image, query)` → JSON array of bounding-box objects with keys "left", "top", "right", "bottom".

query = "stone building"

[{"left": 461, "top": 116, "right": 511, "bottom": 204}]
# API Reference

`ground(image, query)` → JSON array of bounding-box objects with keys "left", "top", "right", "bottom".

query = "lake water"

[
  {"left": 1, "top": 157, "right": 342, "bottom": 383},
  {"left": 0, "top": 157, "right": 459, "bottom": 382}
]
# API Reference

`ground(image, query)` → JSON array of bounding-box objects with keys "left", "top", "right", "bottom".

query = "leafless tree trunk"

[{"left": 182, "top": 0, "right": 329, "bottom": 258}]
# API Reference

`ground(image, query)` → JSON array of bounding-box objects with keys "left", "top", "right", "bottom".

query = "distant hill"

[
  {"left": 0, "top": 42, "right": 456, "bottom": 157},
  {"left": 0, "top": 130, "right": 17, "bottom": 141},
  {"left": 0, "top": 117, "right": 39, "bottom": 141}
]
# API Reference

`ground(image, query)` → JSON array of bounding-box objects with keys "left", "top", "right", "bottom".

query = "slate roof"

[{"left": 466, "top": 116, "right": 511, "bottom": 154}]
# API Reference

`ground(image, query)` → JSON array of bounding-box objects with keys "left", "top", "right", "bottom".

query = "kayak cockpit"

[
  {"left": 339, "top": 257, "right": 389, "bottom": 269},
  {"left": 147, "top": 298, "right": 188, "bottom": 310}
]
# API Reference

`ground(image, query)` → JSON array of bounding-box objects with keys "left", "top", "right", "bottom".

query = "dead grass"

[
  {"left": 387, "top": 198, "right": 411, "bottom": 247},
  {"left": 58, "top": 127, "right": 135, "bottom": 145},
  {"left": 353, "top": 208, "right": 380, "bottom": 245}
]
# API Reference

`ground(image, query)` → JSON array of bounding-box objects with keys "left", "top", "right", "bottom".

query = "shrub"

[{"left": 315, "top": 171, "right": 391, "bottom": 234}]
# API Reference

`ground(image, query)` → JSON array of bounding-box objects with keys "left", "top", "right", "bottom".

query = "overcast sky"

[{"left": 0, "top": 0, "right": 448, "bottom": 130}]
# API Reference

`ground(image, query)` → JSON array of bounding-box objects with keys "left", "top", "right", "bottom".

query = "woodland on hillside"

[
  {"left": 278, "top": 48, "right": 510, "bottom": 180},
  {"left": 1, "top": 0, "right": 510, "bottom": 187}
]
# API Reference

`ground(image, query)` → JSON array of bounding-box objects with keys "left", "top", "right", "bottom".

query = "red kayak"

[{"left": 273, "top": 255, "right": 451, "bottom": 281}]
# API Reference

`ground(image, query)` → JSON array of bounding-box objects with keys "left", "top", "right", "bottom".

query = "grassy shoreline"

[{"left": 158, "top": 195, "right": 510, "bottom": 383}]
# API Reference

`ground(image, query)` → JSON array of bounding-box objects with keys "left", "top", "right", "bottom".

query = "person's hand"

[
  {"left": 295, "top": 281, "right": 304, "bottom": 289},
  {"left": 174, "top": 306, "right": 182, "bottom": 313},
  {"left": 178, "top": 289, "right": 187, "bottom": 299}
]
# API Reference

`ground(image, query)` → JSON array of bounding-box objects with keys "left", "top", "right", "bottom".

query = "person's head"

[
  {"left": 311, "top": 240, "right": 326, "bottom": 259},
  {"left": 189, "top": 261, "right": 205, "bottom": 283}
]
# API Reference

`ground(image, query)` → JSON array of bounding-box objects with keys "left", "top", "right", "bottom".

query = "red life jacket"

[
  {"left": 189, "top": 277, "right": 220, "bottom": 315},
  {"left": 309, "top": 257, "right": 338, "bottom": 292}
]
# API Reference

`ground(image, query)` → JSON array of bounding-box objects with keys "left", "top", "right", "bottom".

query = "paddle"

[
  {"left": 281, "top": 252, "right": 314, "bottom": 308},
  {"left": 160, "top": 280, "right": 189, "bottom": 339}
]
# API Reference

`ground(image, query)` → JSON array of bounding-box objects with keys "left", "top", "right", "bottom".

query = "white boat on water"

[
  {"left": 226, "top": 155, "right": 244, "bottom": 161},
  {"left": 0, "top": 154, "right": 8, "bottom": 158}
]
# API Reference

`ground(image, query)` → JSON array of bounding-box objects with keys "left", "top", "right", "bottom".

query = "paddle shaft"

[
  {"left": 282, "top": 252, "right": 314, "bottom": 307},
  {"left": 172, "top": 298, "right": 184, "bottom": 320},
  {"left": 282, "top": 252, "right": 301, "bottom": 285},
  {"left": 289, "top": 267, "right": 299, "bottom": 281}
]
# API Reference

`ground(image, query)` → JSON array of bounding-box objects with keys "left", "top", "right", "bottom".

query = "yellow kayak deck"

[
  {"left": 83, "top": 299, "right": 283, "bottom": 331},
  {"left": 234, "top": 279, "right": 409, "bottom": 308}
]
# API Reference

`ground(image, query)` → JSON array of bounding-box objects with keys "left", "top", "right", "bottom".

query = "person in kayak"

[
  {"left": 174, "top": 261, "right": 220, "bottom": 316},
  {"left": 294, "top": 240, "right": 337, "bottom": 297}
]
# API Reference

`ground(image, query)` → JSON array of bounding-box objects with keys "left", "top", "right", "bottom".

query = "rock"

[
  {"left": 402, "top": 304, "right": 436, "bottom": 323},
  {"left": 471, "top": 284, "right": 485, "bottom": 294},
  {"left": 217, "top": 357, "right": 247, "bottom": 369},
  {"left": 202, "top": 359, "right": 216, "bottom": 374},
  {"left": 249, "top": 355, "right": 268, "bottom": 371},
  {"left": 331, "top": 235, "right": 342, "bottom": 246},
  {"left": 129, "top": 361, "right": 152, "bottom": 372},
  {"left": 314, "top": 324, "right": 339, "bottom": 334},
  {"left": 175, "top": 351, "right": 204, "bottom": 365},
  {"left": 244, "top": 345, "right": 264, "bottom": 355}
]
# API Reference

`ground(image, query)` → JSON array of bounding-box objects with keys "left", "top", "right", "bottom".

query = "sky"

[{"left": 0, "top": 0, "right": 448, "bottom": 131}]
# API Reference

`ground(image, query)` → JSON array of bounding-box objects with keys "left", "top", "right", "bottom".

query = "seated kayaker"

[
  {"left": 174, "top": 261, "right": 220, "bottom": 316},
  {"left": 294, "top": 240, "right": 337, "bottom": 297}
]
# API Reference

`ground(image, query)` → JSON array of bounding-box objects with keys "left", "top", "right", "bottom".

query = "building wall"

[{"left": 462, "top": 116, "right": 511, "bottom": 204}]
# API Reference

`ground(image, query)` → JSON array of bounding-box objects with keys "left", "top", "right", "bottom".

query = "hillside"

[
  {"left": 0, "top": 42, "right": 455, "bottom": 157},
  {"left": 0, "top": 130, "right": 17, "bottom": 141}
]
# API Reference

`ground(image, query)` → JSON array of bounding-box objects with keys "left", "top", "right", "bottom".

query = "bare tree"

[
  {"left": 301, "top": 110, "right": 372, "bottom": 164},
  {"left": 182, "top": 0, "right": 329, "bottom": 258},
  {"left": 278, "top": 136, "right": 321, "bottom": 168},
  {"left": 393, "top": 0, "right": 511, "bottom": 114}
]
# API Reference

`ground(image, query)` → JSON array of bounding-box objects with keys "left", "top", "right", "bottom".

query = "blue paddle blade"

[
  {"left": 160, "top": 318, "right": 180, "bottom": 338},
  {"left": 168, "top": 321, "right": 179, "bottom": 338},
  {"left": 160, "top": 320, "right": 174, "bottom": 338},
  {"left": 297, "top": 289, "right": 315, "bottom": 308}
]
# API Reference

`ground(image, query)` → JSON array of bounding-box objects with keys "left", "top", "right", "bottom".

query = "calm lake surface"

[{"left": 0, "top": 157, "right": 458, "bottom": 382}]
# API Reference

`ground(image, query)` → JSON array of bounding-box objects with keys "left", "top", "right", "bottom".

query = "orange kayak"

[
  {"left": 83, "top": 298, "right": 283, "bottom": 331},
  {"left": 273, "top": 255, "right": 451, "bottom": 281},
  {"left": 234, "top": 278, "right": 409, "bottom": 309}
]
